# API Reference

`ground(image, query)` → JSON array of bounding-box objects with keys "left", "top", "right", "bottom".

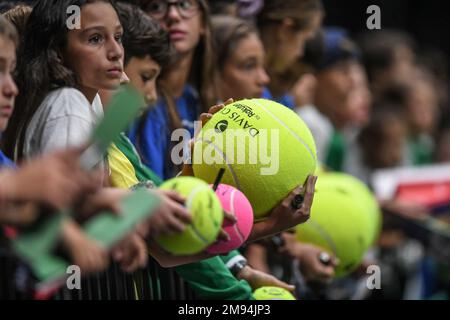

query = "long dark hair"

[{"left": 2, "top": 0, "right": 118, "bottom": 160}]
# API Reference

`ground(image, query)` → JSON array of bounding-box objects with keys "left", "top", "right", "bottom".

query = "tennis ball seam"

[
  {"left": 229, "top": 189, "right": 246, "bottom": 243},
  {"left": 306, "top": 219, "right": 339, "bottom": 257},
  {"left": 195, "top": 138, "right": 242, "bottom": 190},
  {"left": 185, "top": 185, "right": 217, "bottom": 245},
  {"left": 252, "top": 99, "right": 316, "bottom": 163}
]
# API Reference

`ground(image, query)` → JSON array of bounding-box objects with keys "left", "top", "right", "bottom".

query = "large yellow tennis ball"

[
  {"left": 154, "top": 177, "right": 224, "bottom": 255},
  {"left": 253, "top": 286, "right": 296, "bottom": 300},
  {"left": 296, "top": 173, "right": 376, "bottom": 277},
  {"left": 192, "top": 99, "right": 317, "bottom": 220},
  {"left": 317, "top": 172, "right": 382, "bottom": 247}
]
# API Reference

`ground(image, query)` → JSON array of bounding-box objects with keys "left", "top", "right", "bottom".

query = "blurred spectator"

[
  {"left": 404, "top": 70, "right": 439, "bottom": 165},
  {"left": 212, "top": 15, "right": 269, "bottom": 101},
  {"left": 298, "top": 27, "right": 362, "bottom": 169},
  {"left": 434, "top": 122, "right": 450, "bottom": 163},
  {"left": 257, "top": 0, "right": 323, "bottom": 107},
  {"left": 346, "top": 62, "right": 372, "bottom": 128},
  {"left": 347, "top": 104, "right": 407, "bottom": 184},
  {"left": 208, "top": 0, "right": 238, "bottom": 16},
  {"left": 379, "top": 69, "right": 439, "bottom": 166},
  {"left": 237, "top": 0, "right": 264, "bottom": 19},
  {"left": 358, "top": 30, "right": 416, "bottom": 99}
]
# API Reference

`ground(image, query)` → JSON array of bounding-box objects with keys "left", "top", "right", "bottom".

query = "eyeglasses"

[{"left": 144, "top": 0, "right": 200, "bottom": 20}]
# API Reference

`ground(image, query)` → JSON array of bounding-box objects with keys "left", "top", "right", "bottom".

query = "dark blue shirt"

[
  {"left": 0, "top": 150, "right": 14, "bottom": 168},
  {"left": 262, "top": 87, "right": 295, "bottom": 110},
  {"left": 128, "top": 85, "right": 201, "bottom": 180}
]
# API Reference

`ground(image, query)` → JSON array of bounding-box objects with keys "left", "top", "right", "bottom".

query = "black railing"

[{"left": 0, "top": 249, "right": 196, "bottom": 300}]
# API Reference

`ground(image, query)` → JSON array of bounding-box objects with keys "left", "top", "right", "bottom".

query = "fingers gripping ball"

[
  {"left": 206, "top": 184, "right": 254, "bottom": 254},
  {"left": 253, "top": 287, "right": 296, "bottom": 300},
  {"left": 155, "top": 177, "right": 224, "bottom": 255},
  {"left": 193, "top": 99, "right": 317, "bottom": 220},
  {"left": 296, "top": 174, "right": 375, "bottom": 277}
]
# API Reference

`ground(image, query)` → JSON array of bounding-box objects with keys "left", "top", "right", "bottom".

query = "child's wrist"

[{"left": 0, "top": 170, "right": 17, "bottom": 202}]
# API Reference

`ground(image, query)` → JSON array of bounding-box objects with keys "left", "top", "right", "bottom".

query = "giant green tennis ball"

[
  {"left": 296, "top": 173, "right": 377, "bottom": 277},
  {"left": 192, "top": 99, "right": 317, "bottom": 220},
  {"left": 154, "top": 177, "right": 224, "bottom": 255},
  {"left": 253, "top": 286, "right": 296, "bottom": 300}
]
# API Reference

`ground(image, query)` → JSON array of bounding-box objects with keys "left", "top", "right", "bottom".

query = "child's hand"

[
  {"left": 296, "top": 243, "right": 338, "bottom": 284},
  {"left": 145, "top": 189, "right": 192, "bottom": 237},
  {"left": 112, "top": 231, "right": 148, "bottom": 273},
  {"left": 75, "top": 187, "right": 129, "bottom": 220},
  {"left": 0, "top": 202, "right": 39, "bottom": 226},
  {"left": 248, "top": 175, "right": 317, "bottom": 241},
  {"left": 181, "top": 99, "right": 234, "bottom": 177},
  {"left": 277, "top": 232, "right": 302, "bottom": 257},
  {"left": 236, "top": 265, "right": 295, "bottom": 292},
  {"left": 3, "top": 147, "right": 101, "bottom": 209},
  {"left": 62, "top": 220, "right": 109, "bottom": 274},
  {"left": 274, "top": 232, "right": 338, "bottom": 284},
  {"left": 198, "top": 98, "right": 233, "bottom": 127},
  {"left": 267, "top": 175, "right": 317, "bottom": 232},
  {"left": 215, "top": 210, "right": 237, "bottom": 242}
]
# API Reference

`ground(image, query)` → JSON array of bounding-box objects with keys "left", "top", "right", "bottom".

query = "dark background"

[
  {"left": 322, "top": 0, "right": 450, "bottom": 74},
  {"left": 2, "top": 0, "right": 449, "bottom": 73}
]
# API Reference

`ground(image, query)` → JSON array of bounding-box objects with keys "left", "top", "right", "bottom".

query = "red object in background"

[
  {"left": 396, "top": 180, "right": 450, "bottom": 209},
  {"left": 2, "top": 226, "right": 18, "bottom": 239}
]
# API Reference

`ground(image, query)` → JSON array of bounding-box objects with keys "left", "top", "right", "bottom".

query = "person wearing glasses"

[
  {"left": 126, "top": 0, "right": 300, "bottom": 300},
  {"left": 128, "top": 0, "right": 215, "bottom": 180},
  {"left": 257, "top": 0, "right": 324, "bottom": 109}
]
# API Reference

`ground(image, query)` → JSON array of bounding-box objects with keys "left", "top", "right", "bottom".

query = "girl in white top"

[
  {"left": 3, "top": 0, "right": 197, "bottom": 275},
  {"left": 5, "top": 1, "right": 123, "bottom": 169}
]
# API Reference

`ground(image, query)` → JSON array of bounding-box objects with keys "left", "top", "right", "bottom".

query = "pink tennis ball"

[{"left": 206, "top": 184, "right": 254, "bottom": 254}]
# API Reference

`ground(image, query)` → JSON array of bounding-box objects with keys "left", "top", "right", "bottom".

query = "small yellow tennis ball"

[
  {"left": 154, "top": 177, "right": 224, "bottom": 255},
  {"left": 253, "top": 286, "right": 296, "bottom": 300},
  {"left": 193, "top": 98, "right": 317, "bottom": 220}
]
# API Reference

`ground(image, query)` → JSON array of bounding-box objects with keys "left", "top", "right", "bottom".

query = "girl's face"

[
  {"left": 0, "top": 36, "right": 18, "bottom": 132},
  {"left": 219, "top": 34, "right": 269, "bottom": 101},
  {"left": 146, "top": 0, "right": 204, "bottom": 55},
  {"left": 125, "top": 55, "right": 161, "bottom": 106},
  {"left": 63, "top": 2, "right": 124, "bottom": 98},
  {"left": 275, "top": 12, "right": 322, "bottom": 73}
]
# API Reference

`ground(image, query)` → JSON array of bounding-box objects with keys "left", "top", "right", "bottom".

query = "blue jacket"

[{"left": 128, "top": 85, "right": 201, "bottom": 180}]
